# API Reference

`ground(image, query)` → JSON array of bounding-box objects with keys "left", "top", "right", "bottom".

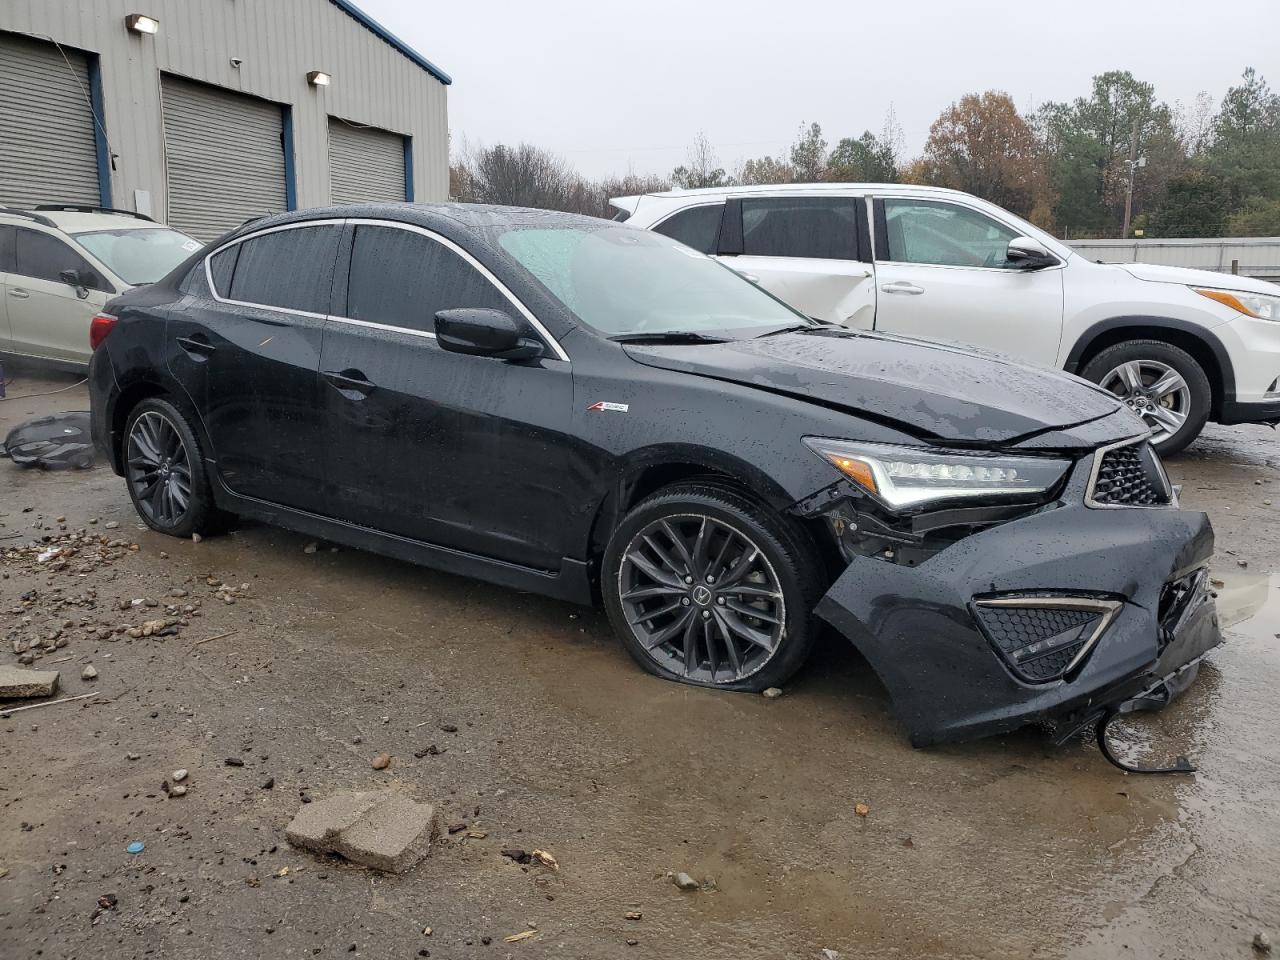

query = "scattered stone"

[
  {"left": 173, "top": 769, "right": 188, "bottom": 783},
  {"left": 303, "top": 542, "right": 318, "bottom": 555},
  {"left": 371, "top": 753, "right": 391, "bottom": 770},
  {"left": 855, "top": 802, "right": 870, "bottom": 817},
  {"left": 626, "top": 939, "right": 638, "bottom": 947},
  {"left": 762, "top": 687, "right": 783, "bottom": 699},
  {"left": 466, "top": 830, "right": 487, "bottom": 839},
  {"left": 81, "top": 664, "right": 98, "bottom": 681},
  {"left": 125, "top": 752, "right": 140, "bottom": 761},
  {"left": 170, "top": 784, "right": 187, "bottom": 798},
  {"left": 822, "top": 950, "right": 841, "bottom": 960},
  {"left": 439, "top": 723, "right": 458, "bottom": 733},
  {"left": 1238, "top": 559, "right": 1249, "bottom": 568},
  {"left": 502, "top": 848, "right": 532, "bottom": 864},
  {"left": 672, "top": 872, "right": 698, "bottom": 891},
  {"left": 1255, "top": 932, "right": 1272, "bottom": 954},
  {"left": 262, "top": 777, "right": 275, "bottom": 790},
  {"left": 0, "top": 666, "right": 59, "bottom": 699},
  {"left": 624, "top": 911, "right": 642, "bottom": 920},
  {"left": 224, "top": 757, "right": 245, "bottom": 767},
  {"left": 414, "top": 744, "right": 444, "bottom": 758},
  {"left": 104, "top": 521, "right": 120, "bottom": 530},
  {"left": 191, "top": 533, "right": 202, "bottom": 543},
  {"left": 285, "top": 791, "right": 441, "bottom": 873}
]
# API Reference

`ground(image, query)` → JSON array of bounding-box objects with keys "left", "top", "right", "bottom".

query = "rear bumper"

[{"left": 815, "top": 500, "right": 1221, "bottom": 746}]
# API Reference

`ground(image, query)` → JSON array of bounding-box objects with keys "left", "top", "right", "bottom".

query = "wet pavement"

[{"left": 2, "top": 369, "right": 1277, "bottom": 959}]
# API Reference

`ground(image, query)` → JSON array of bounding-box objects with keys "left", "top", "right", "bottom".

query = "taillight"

[{"left": 90, "top": 313, "right": 117, "bottom": 351}]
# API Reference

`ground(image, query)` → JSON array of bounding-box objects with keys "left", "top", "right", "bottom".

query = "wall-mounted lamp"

[
  {"left": 125, "top": 14, "right": 159, "bottom": 35},
  {"left": 307, "top": 70, "right": 331, "bottom": 87}
]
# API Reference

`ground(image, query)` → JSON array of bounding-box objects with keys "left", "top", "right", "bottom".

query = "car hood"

[
  {"left": 1114, "top": 261, "right": 1280, "bottom": 295},
  {"left": 623, "top": 330, "right": 1126, "bottom": 445}
]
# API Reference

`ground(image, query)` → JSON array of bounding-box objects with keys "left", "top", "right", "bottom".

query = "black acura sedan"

[{"left": 88, "top": 204, "right": 1221, "bottom": 748}]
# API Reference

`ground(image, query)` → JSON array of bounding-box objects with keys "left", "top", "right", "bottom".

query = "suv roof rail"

[
  {"left": 32, "top": 204, "right": 156, "bottom": 222},
  {"left": 0, "top": 205, "right": 58, "bottom": 228}
]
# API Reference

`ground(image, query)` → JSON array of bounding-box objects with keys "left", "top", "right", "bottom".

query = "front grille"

[
  {"left": 1088, "top": 440, "right": 1171, "bottom": 507},
  {"left": 974, "top": 598, "right": 1120, "bottom": 683}
]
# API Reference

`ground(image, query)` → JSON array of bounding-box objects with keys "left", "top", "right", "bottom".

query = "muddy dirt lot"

[{"left": 2, "top": 369, "right": 1277, "bottom": 960}]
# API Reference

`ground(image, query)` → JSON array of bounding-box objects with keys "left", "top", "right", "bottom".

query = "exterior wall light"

[
  {"left": 307, "top": 71, "right": 331, "bottom": 87},
  {"left": 125, "top": 14, "right": 159, "bottom": 35}
]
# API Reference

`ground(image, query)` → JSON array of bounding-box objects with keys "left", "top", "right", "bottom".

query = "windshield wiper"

[
  {"left": 754, "top": 323, "right": 820, "bottom": 338},
  {"left": 609, "top": 331, "right": 731, "bottom": 345}
]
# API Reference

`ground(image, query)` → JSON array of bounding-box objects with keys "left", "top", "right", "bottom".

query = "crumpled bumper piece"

[{"left": 815, "top": 502, "right": 1221, "bottom": 746}]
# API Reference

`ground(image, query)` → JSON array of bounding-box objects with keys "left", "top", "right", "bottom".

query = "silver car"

[{"left": 0, "top": 205, "right": 202, "bottom": 368}]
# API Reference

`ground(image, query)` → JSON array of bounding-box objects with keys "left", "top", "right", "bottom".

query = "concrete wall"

[
  {"left": 1066, "top": 237, "right": 1280, "bottom": 281},
  {"left": 1, "top": 0, "right": 450, "bottom": 221}
]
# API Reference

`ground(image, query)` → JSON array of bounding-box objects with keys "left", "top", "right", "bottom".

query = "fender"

[{"left": 1062, "top": 315, "right": 1237, "bottom": 404}]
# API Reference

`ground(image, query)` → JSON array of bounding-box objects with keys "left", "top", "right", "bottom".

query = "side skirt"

[{"left": 210, "top": 473, "right": 594, "bottom": 605}]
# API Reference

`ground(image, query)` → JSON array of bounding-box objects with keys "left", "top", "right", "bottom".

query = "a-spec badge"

[{"left": 587, "top": 401, "right": 629, "bottom": 413}]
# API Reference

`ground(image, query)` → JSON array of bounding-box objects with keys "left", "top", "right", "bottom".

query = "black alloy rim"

[
  {"left": 617, "top": 514, "right": 785, "bottom": 683},
  {"left": 126, "top": 411, "right": 192, "bottom": 525}
]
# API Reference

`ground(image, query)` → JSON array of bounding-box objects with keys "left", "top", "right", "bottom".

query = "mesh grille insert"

[
  {"left": 974, "top": 603, "right": 1109, "bottom": 683},
  {"left": 1090, "top": 442, "right": 1170, "bottom": 507}
]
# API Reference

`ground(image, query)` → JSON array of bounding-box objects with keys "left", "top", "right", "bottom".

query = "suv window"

[
  {"left": 14, "top": 228, "right": 107, "bottom": 290},
  {"left": 0, "top": 226, "right": 14, "bottom": 273},
  {"left": 226, "top": 225, "right": 340, "bottom": 314},
  {"left": 882, "top": 199, "right": 1020, "bottom": 268},
  {"left": 208, "top": 245, "right": 240, "bottom": 297},
  {"left": 345, "top": 225, "right": 510, "bottom": 333},
  {"left": 652, "top": 204, "right": 722, "bottom": 254},
  {"left": 741, "top": 197, "right": 861, "bottom": 260}
]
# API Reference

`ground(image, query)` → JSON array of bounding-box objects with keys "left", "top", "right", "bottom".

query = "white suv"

[
  {"left": 0, "top": 205, "right": 202, "bottom": 368},
  {"left": 611, "top": 183, "right": 1280, "bottom": 454}
]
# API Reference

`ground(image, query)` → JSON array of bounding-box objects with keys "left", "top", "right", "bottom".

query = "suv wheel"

[
  {"left": 602, "top": 482, "right": 823, "bottom": 692},
  {"left": 1080, "top": 340, "right": 1211, "bottom": 456},
  {"left": 123, "top": 397, "right": 229, "bottom": 538}
]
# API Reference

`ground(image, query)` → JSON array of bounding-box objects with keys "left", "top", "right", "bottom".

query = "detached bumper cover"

[{"left": 815, "top": 501, "right": 1221, "bottom": 746}]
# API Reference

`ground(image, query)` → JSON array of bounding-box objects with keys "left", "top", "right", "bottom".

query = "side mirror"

[
  {"left": 435, "top": 308, "right": 543, "bottom": 361},
  {"left": 1005, "top": 237, "right": 1057, "bottom": 270},
  {"left": 59, "top": 269, "right": 90, "bottom": 299}
]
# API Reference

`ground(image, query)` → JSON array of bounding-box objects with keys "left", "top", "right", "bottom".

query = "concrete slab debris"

[
  {"left": 285, "top": 791, "right": 440, "bottom": 873},
  {"left": 0, "top": 665, "right": 59, "bottom": 699}
]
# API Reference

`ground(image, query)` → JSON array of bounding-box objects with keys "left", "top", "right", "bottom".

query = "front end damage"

[{"left": 795, "top": 441, "right": 1222, "bottom": 749}]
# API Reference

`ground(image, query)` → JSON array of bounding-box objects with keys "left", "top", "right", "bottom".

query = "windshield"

[
  {"left": 72, "top": 227, "right": 203, "bottom": 285},
  {"left": 495, "top": 225, "right": 809, "bottom": 338}
]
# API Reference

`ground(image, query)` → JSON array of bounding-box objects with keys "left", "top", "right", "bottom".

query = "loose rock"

[
  {"left": 285, "top": 791, "right": 441, "bottom": 873},
  {"left": 371, "top": 753, "right": 391, "bottom": 770},
  {"left": 81, "top": 664, "right": 98, "bottom": 681},
  {"left": 0, "top": 666, "right": 59, "bottom": 699},
  {"left": 1255, "top": 932, "right": 1272, "bottom": 954},
  {"left": 672, "top": 872, "right": 699, "bottom": 891},
  {"left": 762, "top": 687, "right": 783, "bottom": 699},
  {"left": 173, "top": 769, "right": 188, "bottom": 783}
]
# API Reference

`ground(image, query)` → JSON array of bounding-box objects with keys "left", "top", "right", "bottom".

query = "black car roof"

[{"left": 232, "top": 202, "right": 609, "bottom": 241}]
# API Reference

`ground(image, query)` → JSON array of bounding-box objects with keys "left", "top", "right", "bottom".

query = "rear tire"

[
  {"left": 1080, "top": 339, "right": 1211, "bottom": 456},
  {"left": 122, "top": 397, "right": 231, "bottom": 538},
  {"left": 602, "top": 481, "right": 824, "bottom": 692}
]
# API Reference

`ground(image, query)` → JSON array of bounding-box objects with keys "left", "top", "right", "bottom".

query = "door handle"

[
  {"left": 880, "top": 281, "right": 924, "bottom": 295},
  {"left": 323, "top": 369, "right": 376, "bottom": 398},
  {"left": 177, "top": 335, "right": 216, "bottom": 357},
  {"left": 7, "top": 288, "right": 30, "bottom": 299}
]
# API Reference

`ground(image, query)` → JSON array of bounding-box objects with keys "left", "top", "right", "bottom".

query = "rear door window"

[
  {"left": 0, "top": 226, "right": 14, "bottom": 273},
  {"left": 740, "top": 197, "right": 862, "bottom": 260},
  {"left": 227, "top": 225, "right": 341, "bottom": 314},
  {"left": 651, "top": 204, "right": 723, "bottom": 254},
  {"left": 344, "top": 224, "right": 510, "bottom": 333},
  {"left": 13, "top": 228, "right": 108, "bottom": 290}
]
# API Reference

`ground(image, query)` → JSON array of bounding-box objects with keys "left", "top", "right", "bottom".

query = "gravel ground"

[{"left": 2, "top": 369, "right": 1278, "bottom": 960}]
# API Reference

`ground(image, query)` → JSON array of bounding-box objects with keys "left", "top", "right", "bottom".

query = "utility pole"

[{"left": 1122, "top": 117, "right": 1140, "bottom": 238}]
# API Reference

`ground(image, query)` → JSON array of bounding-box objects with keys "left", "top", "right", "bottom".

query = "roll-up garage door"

[
  {"left": 161, "top": 75, "right": 287, "bottom": 242},
  {"left": 0, "top": 33, "right": 101, "bottom": 208},
  {"left": 328, "top": 118, "right": 406, "bottom": 204}
]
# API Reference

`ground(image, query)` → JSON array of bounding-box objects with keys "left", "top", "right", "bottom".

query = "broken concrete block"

[
  {"left": 285, "top": 792, "right": 440, "bottom": 873},
  {"left": 0, "top": 666, "right": 59, "bottom": 699}
]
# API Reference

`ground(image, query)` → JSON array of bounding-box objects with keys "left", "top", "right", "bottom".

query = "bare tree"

[{"left": 671, "top": 131, "right": 731, "bottom": 189}]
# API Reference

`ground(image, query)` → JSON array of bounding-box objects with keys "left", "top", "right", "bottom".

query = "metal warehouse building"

[{"left": 0, "top": 0, "right": 450, "bottom": 240}]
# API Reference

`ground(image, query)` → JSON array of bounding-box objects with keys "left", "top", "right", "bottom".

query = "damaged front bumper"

[{"left": 813, "top": 481, "right": 1222, "bottom": 747}]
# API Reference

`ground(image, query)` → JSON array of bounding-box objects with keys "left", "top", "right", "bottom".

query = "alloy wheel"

[
  {"left": 1099, "top": 360, "right": 1191, "bottom": 446},
  {"left": 126, "top": 411, "right": 193, "bottom": 526},
  {"left": 617, "top": 514, "right": 786, "bottom": 683}
]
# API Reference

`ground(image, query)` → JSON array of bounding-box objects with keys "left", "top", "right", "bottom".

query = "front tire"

[
  {"left": 122, "top": 397, "right": 228, "bottom": 538},
  {"left": 1080, "top": 339, "right": 1211, "bottom": 456},
  {"left": 602, "top": 481, "right": 824, "bottom": 692}
]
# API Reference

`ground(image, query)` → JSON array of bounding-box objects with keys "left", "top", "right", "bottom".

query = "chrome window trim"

[
  {"left": 1084, "top": 435, "right": 1177, "bottom": 510},
  {"left": 203, "top": 219, "right": 346, "bottom": 320},
  {"left": 340, "top": 218, "right": 571, "bottom": 362},
  {"left": 974, "top": 595, "right": 1123, "bottom": 678},
  {"left": 328, "top": 314, "right": 437, "bottom": 341}
]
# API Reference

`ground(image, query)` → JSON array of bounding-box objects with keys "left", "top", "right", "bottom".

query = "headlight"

[
  {"left": 1193, "top": 287, "right": 1280, "bottom": 321},
  {"left": 803, "top": 438, "right": 1071, "bottom": 510}
]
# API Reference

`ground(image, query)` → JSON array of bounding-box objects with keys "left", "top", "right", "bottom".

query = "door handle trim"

[
  {"left": 322, "top": 369, "right": 376, "bottom": 397},
  {"left": 880, "top": 281, "right": 925, "bottom": 295},
  {"left": 7, "top": 288, "right": 30, "bottom": 299},
  {"left": 176, "top": 335, "right": 215, "bottom": 356}
]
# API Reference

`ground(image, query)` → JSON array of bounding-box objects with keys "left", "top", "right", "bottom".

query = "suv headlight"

[
  {"left": 1193, "top": 287, "right": 1279, "bottom": 321},
  {"left": 804, "top": 438, "right": 1071, "bottom": 510}
]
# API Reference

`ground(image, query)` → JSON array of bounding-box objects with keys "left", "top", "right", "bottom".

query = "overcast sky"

[{"left": 359, "top": 0, "right": 1278, "bottom": 180}]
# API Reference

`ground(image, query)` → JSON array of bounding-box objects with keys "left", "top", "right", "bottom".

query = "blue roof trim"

[{"left": 328, "top": 0, "right": 452, "bottom": 85}]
